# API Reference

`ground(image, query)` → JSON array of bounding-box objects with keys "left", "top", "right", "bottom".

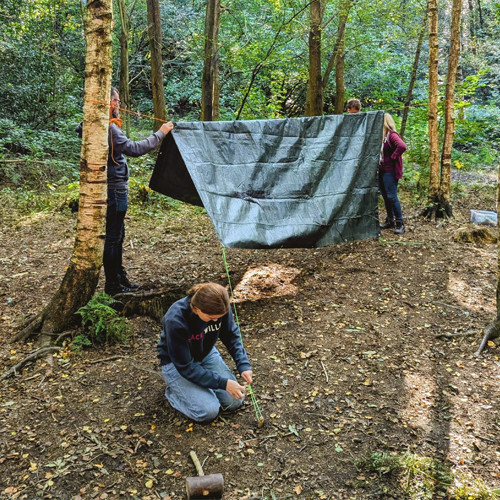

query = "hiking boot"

[
  {"left": 119, "top": 272, "right": 140, "bottom": 291},
  {"left": 104, "top": 283, "right": 137, "bottom": 297},
  {"left": 394, "top": 219, "right": 405, "bottom": 235},
  {"left": 379, "top": 217, "right": 395, "bottom": 229}
]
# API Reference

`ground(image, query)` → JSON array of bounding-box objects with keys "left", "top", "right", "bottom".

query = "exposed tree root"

[
  {"left": 476, "top": 320, "right": 500, "bottom": 356},
  {"left": 0, "top": 346, "right": 61, "bottom": 381},
  {"left": 114, "top": 286, "right": 186, "bottom": 322},
  {"left": 421, "top": 197, "right": 453, "bottom": 220},
  {"left": 436, "top": 331, "right": 476, "bottom": 339},
  {"left": 10, "top": 313, "right": 45, "bottom": 344}
]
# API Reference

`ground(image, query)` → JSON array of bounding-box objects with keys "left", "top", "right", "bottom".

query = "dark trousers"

[
  {"left": 378, "top": 170, "right": 403, "bottom": 221},
  {"left": 103, "top": 188, "right": 128, "bottom": 286}
]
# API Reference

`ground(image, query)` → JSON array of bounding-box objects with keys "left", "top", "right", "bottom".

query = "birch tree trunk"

[
  {"left": 305, "top": 0, "right": 323, "bottom": 116},
  {"left": 424, "top": 0, "right": 440, "bottom": 218},
  {"left": 12, "top": 0, "right": 113, "bottom": 343},
  {"left": 146, "top": 0, "right": 166, "bottom": 130},
  {"left": 439, "top": 0, "right": 463, "bottom": 217},
  {"left": 201, "top": 0, "right": 221, "bottom": 121},
  {"left": 401, "top": 13, "right": 426, "bottom": 139}
]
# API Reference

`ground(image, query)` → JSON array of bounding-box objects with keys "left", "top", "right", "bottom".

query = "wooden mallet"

[{"left": 186, "top": 450, "right": 224, "bottom": 499}]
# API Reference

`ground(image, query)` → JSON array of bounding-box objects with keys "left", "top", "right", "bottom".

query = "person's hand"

[
  {"left": 160, "top": 121, "right": 174, "bottom": 135},
  {"left": 241, "top": 370, "right": 253, "bottom": 385},
  {"left": 226, "top": 379, "right": 246, "bottom": 399}
]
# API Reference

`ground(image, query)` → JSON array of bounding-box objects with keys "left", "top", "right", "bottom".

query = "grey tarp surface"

[{"left": 149, "top": 111, "right": 384, "bottom": 249}]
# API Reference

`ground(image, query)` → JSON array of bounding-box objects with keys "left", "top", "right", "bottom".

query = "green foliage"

[
  {"left": 75, "top": 293, "right": 131, "bottom": 347},
  {"left": 453, "top": 105, "right": 500, "bottom": 170},
  {"left": 0, "top": 118, "right": 80, "bottom": 188}
]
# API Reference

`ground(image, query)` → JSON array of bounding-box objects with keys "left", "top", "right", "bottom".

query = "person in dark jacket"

[
  {"left": 77, "top": 87, "right": 174, "bottom": 295},
  {"left": 378, "top": 113, "right": 407, "bottom": 234},
  {"left": 158, "top": 283, "right": 253, "bottom": 423}
]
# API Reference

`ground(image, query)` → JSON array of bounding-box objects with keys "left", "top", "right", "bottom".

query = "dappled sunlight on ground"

[
  {"left": 447, "top": 273, "right": 496, "bottom": 314},
  {"left": 399, "top": 371, "right": 437, "bottom": 432},
  {"left": 232, "top": 264, "right": 300, "bottom": 303}
]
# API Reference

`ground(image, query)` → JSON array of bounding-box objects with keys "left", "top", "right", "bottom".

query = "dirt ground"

[{"left": 0, "top": 185, "right": 499, "bottom": 499}]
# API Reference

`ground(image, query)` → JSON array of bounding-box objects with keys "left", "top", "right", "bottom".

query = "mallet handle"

[{"left": 189, "top": 450, "right": 205, "bottom": 477}]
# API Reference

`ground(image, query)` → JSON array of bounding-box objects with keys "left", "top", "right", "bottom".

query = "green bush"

[
  {"left": 0, "top": 118, "right": 80, "bottom": 187},
  {"left": 75, "top": 293, "right": 131, "bottom": 347}
]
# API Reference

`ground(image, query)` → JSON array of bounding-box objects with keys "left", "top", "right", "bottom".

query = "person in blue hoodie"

[
  {"left": 77, "top": 87, "right": 174, "bottom": 295},
  {"left": 157, "top": 283, "right": 253, "bottom": 423}
]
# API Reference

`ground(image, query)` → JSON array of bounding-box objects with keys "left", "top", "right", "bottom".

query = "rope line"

[
  {"left": 221, "top": 245, "right": 264, "bottom": 427},
  {"left": 85, "top": 99, "right": 169, "bottom": 123}
]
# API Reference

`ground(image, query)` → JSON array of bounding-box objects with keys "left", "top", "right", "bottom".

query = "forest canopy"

[{"left": 0, "top": 0, "right": 499, "bottom": 193}]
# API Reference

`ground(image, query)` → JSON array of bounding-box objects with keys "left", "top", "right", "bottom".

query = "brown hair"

[
  {"left": 347, "top": 98, "right": 361, "bottom": 111},
  {"left": 188, "top": 283, "right": 230, "bottom": 315}
]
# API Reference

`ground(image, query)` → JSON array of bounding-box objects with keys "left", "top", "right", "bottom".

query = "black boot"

[
  {"left": 394, "top": 219, "right": 405, "bottom": 235},
  {"left": 105, "top": 280, "right": 136, "bottom": 297},
  {"left": 379, "top": 217, "right": 395, "bottom": 229},
  {"left": 119, "top": 270, "right": 140, "bottom": 291}
]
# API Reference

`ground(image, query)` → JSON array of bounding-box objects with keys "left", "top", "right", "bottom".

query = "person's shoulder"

[{"left": 165, "top": 296, "right": 190, "bottom": 322}]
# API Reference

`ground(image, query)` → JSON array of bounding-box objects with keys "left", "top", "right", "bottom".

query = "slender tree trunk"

[
  {"left": 12, "top": 0, "right": 113, "bottom": 343},
  {"left": 305, "top": 0, "right": 323, "bottom": 116},
  {"left": 439, "top": 0, "right": 462, "bottom": 216},
  {"left": 425, "top": 0, "right": 440, "bottom": 218},
  {"left": 477, "top": 0, "right": 483, "bottom": 29},
  {"left": 201, "top": 0, "right": 221, "bottom": 121},
  {"left": 401, "top": 13, "right": 426, "bottom": 139},
  {"left": 468, "top": 0, "right": 476, "bottom": 38},
  {"left": 322, "top": 0, "right": 351, "bottom": 93},
  {"left": 333, "top": 34, "right": 345, "bottom": 114},
  {"left": 146, "top": 0, "right": 166, "bottom": 130},
  {"left": 117, "top": 0, "right": 131, "bottom": 136}
]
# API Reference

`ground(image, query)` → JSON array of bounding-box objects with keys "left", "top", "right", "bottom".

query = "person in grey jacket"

[{"left": 77, "top": 87, "right": 173, "bottom": 295}]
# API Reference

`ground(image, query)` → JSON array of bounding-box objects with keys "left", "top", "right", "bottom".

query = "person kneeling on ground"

[{"left": 157, "top": 283, "right": 253, "bottom": 423}]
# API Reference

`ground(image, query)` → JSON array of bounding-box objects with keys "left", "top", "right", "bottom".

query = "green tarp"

[{"left": 149, "top": 111, "right": 384, "bottom": 249}]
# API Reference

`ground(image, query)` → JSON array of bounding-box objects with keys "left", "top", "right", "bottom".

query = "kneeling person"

[{"left": 158, "top": 283, "right": 253, "bottom": 423}]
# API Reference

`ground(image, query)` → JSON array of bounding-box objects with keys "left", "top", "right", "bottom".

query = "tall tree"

[
  {"left": 424, "top": 0, "right": 462, "bottom": 218},
  {"left": 439, "top": 0, "right": 463, "bottom": 217},
  {"left": 332, "top": 0, "right": 351, "bottom": 114},
  {"left": 13, "top": 0, "right": 113, "bottom": 343},
  {"left": 146, "top": 0, "right": 166, "bottom": 130},
  {"left": 305, "top": 0, "right": 324, "bottom": 116},
  {"left": 426, "top": 0, "right": 440, "bottom": 216},
  {"left": 201, "top": 0, "right": 221, "bottom": 121}
]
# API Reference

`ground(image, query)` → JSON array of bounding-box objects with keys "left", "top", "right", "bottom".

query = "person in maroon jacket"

[{"left": 378, "top": 113, "right": 407, "bottom": 234}]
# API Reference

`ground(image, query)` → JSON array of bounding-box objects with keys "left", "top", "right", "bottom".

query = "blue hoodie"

[{"left": 157, "top": 296, "right": 251, "bottom": 390}]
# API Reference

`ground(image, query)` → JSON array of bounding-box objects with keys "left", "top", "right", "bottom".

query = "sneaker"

[
  {"left": 394, "top": 220, "right": 405, "bottom": 234},
  {"left": 379, "top": 217, "right": 395, "bottom": 229}
]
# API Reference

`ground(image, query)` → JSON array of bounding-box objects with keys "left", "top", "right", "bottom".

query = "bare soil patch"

[{"left": 0, "top": 190, "right": 499, "bottom": 499}]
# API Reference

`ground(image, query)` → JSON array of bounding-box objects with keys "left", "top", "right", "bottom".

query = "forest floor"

[{"left": 0, "top": 179, "right": 499, "bottom": 500}]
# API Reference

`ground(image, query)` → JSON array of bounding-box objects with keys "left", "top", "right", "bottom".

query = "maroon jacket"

[{"left": 379, "top": 130, "right": 407, "bottom": 179}]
